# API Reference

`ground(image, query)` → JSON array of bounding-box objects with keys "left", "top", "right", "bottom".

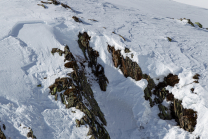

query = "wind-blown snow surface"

[
  {"left": 0, "top": 0, "right": 208, "bottom": 138},
  {"left": 173, "top": 0, "right": 208, "bottom": 9}
]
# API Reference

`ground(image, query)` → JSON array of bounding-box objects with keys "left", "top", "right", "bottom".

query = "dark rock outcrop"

[
  {"left": 179, "top": 18, "right": 194, "bottom": 27},
  {"left": 72, "top": 16, "right": 82, "bottom": 23},
  {"left": 27, "top": 129, "right": 36, "bottom": 139},
  {"left": 78, "top": 32, "right": 109, "bottom": 91},
  {"left": 171, "top": 99, "right": 197, "bottom": 132},
  {"left": 107, "top": 45, "right": 197, "bottom": 132},
  {"left": 124, "top": 47, "right": 130, "bottom": 53},
  {"left": 49, "top": 0, "right": 60, "bottom": 5},
  {"left": 0, "top": 128, "right": 6, "bottom": 139},
  {"left": 50, "top": 45, "right": 110, "bottom": 139},
  {"left": 108, "top": 45, "right": 143, "bottom": 81}
]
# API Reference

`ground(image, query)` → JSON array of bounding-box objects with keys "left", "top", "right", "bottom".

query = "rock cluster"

[
  {"left": 171, "top": 99, "right": 197, "bottom": 132},
  {"left": 27, "top": 129, "right": 36, "bottom": 139},
  {"left": 49, "top": 44, "right": 110, "bottom": 139},
  {"left": 108, "top": 45, "right": 143, "bottom": 81},
  {"left": 78, "top": 32, "right": 109, "bottom": 91},
  {"left": 152, "top": 74, "right": 197, "bottom": 132},
  {"left": 107, "top": 45, "right": 197, "bottom": 132},
  {"left": 179, "top": 18, "right": 204, "bottom": 29},
  {"left": 40, "top": 0, "right": 74, "bottom": 11}
]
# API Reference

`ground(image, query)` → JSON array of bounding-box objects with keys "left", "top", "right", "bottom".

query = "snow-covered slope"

[
  {"left": 0, "top": 0, "right": 208, "bottom": 139},
  {"left": 173, "top": 0, "right": 208, "bottom": 9}
]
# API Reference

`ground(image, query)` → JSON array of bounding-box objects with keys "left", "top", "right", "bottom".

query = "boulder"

[{"left": 195, "top": 22, "right": 203, "bottom": 28}]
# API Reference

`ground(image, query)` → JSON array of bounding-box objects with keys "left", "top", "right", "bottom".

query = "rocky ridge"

[
  {"left": 107, "top": 44, "right": 198, "bottom": 132},
  {"left": 49, "top": 33, "right": 110, "bottom": 139}
]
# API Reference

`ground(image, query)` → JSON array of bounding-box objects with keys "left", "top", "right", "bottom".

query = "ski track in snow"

[{"left": 0, "top": 0, "right": 208, "bottom": 138}]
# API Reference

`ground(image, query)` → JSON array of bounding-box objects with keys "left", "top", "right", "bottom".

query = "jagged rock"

[
  {"left": 0, "top": 128, "right": 6, "bottom": 139},
  {"left": 99, "top": 76, "right": 109, "bottom": 91},
  {"left": 173, "top": 99, "right": 197, "bottom": 132},
  {"left": 193, "top": 74, "right": 200, "bottom": 79},
  {"left": 195, "top": 22, "right": 203, "bottom": 28},
  {"left": 166, "top": 92, "right": 174, "bottom": 101},
  {"left": 143, "top": 75, "right": 156, "bottom": 105},
  {"left": 72, "top": 16, "right": 82, "bottom": 23},
  {"left": 107, "top": 45, "right": 121, "bottom": 68},
  {"left": 51, "top": 48, "right": 64, "bottom": 56},
  {"left": 167, "top": 37, "right": 172, "bottom": 42},
  {"left": 80, "top": 118, "right": 85, "bottom": 125},
  {"left": 51, "top": 48, "right": 58, "bottom": 55},
  {"left": 154, "top": 97, "right": 163, "bottom": 104},
  {"left": 64, "top": 88, "right": 76, "bottom": 95},
  {"left": 49, "top": 0, "right": 60, "bottom": 5},
  {"left": 107, "top": 44, "right": 197, "bottom": 133},
  {"left": 108, "top": 45, "right": 142, "bottom": 81},
  {"left": 64, "top": 45, "right": 69, "bottom": 52},
  {"left": 55, "top": 94, "right": 58, "bottom": 101},
  {"left": 75, "top": 119, "right": 81, "bottom": 127},
  {"left": 158, "top": 104, "right": 171, "bottom": 120},
  {"left": 60, "top": 93, "right": 66, "bottom": 104},
  {"left": 155, "top": 88, "right": 168, "bottom": 101},
  {"left": 59, "top": 50, "right": 64, "bottom": 56},
  {"left": 118, "top": 34, "right": 126, "bottom": 41},
  {"left": 144, "top": 87, "right": 151, "bottom": 100},
  {"left": 64, "top": 61, "right": 76, "bottom": 68},
  {"left": 83, "top": 116, "right": 89, "bottom": 123},
  {"left": 64, "top": 52, "right": 75, "bottom": 62},
  {"left": 49, "top": 44, "right": 110, "bottom": 138},
  {"left": 41, "top": 1, "right": 53, "bottom": 4},
  {"left": 27, "top": 129, "right": 36, "bottom": 139},
  {"left": 87, "top": 127, "right": 93, "bottom": 136},
  {"left": 165, "top": 73, "right": 179, "bottom": 87},
  {"left": 187, "top": 19, "right": 194, "bottom": 27},
  {"left": 37, "top": 4, "right": 47, "bottom": 8},
  {"left": 37, "top": 84, "right": 41, "bottom": 87},
  {"left": 121, "top": 56, "right": 142, "bottom": 80},
  {"left": 49, "top": 77, "right": 72, "bottom": 94},
  {"left": 2, "top": 124, "right": 6, "bottom": 130},
  {"left": 88, "top": 19, "right": 98, "bottom": 22},
  {"left": 51, "top": 87, "right": 57, "bottom": 95},
  {"left": 124, "top": 47, "right": 131, "bottom": 53},
  {"left": 66, "top": 93, "right": 78, "bottom": 108},
  {"left": 61, "top": 3, "right": 72, "bottom": 10},
  {"left": 78, "top": 32, "right": 109, "bottom": 91}
]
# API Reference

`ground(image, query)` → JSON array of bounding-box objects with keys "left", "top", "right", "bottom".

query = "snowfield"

[
  {"left": 0, "top": 0, "right": 208, "bottom": 139},
  {"left": 173, "top": 0, "right": 208, "bottom": 9}
]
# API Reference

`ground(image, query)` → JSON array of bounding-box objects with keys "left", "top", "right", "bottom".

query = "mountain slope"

[{"left": 0, "top": 0, "right": 208, "bottom": 139}]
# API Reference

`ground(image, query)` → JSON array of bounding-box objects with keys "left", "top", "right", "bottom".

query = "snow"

[
  {"left": 173, "top": 0, "right": 208, "bottom": 9},
  {"left": 0, "top": 0, "right": 208, "bottom": 139}
]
